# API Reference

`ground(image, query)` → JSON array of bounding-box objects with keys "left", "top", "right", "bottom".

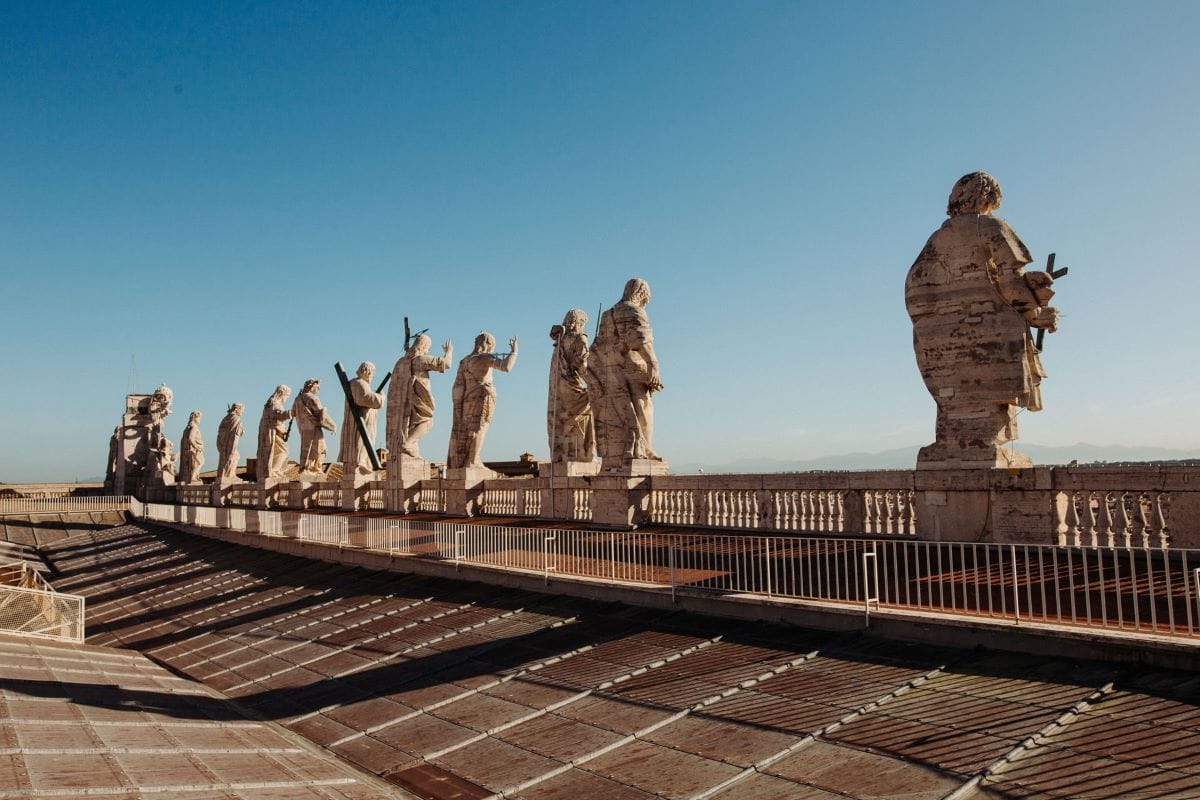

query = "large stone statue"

[
  {"left": 292, "top": 379, "right": 335, "bottom": 475},
  {"left": 905, "top": 172, "right": 1060, "bottom": 468},
  {"left": 339, "top": 362, "right": 385, "bottom": 477},
  {"left": 548, "top": 309, "right": 595, "bottom": 463},
  {"left": 177, "top": 411, "right": 204, "bottom": 484},
  {"left": 589, "top": 278, "right": 664, "bottom": 470},
  {"left": 447, "top": 333, "right": 518, "bottom": 469},
  {"left": 256, "top": 385, "right": 293, "bottom": 481},
  {"left": 387, "top": 335, "right": 453, "bottom": 460},
  {"left": 216, "top": 403, "right": 245, "bottom": 480}
]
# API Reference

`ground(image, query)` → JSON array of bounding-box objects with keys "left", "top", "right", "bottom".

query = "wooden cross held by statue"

[{"left": 1035, "top": 252, "right": 1069, "bottom": 353}]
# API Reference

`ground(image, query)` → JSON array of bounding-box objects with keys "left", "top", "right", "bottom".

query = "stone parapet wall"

[{"left": 162, "top": 463, "right": 1200, "bottom": 548}]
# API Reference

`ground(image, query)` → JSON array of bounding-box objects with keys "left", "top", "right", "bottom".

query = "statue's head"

[
  {"left": 621, "top": 278, "right": 651, "bottom": 306},
  {"left": 357, "top": 361, "right": 376, "bottom": 381},
  {"left": 269, "top": 384, "right": 291, "bottom": 404},
  {"left": 474, "top": 332, "right": 496, "bottom": 354},
  {"left": 947, "top": 172, "right": 1002, "bottom": 217},
  {"left": 410, "top": 334, "right": 432, "bottom": 357},
  {"left": 188, "top": 411, "right": 201, "bottom": 424},
  {"left": 562, "top": 308, "right": 588, "bottom": 332},
  {"left": 229, "top": 402, "right": 244, "bottom": 416},
  {"left": 302, "top": 378, "right": 320, "bottom": 394}
]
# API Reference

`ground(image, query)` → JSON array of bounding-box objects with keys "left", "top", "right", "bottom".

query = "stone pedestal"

[
  {"left": 341, "top": 471, "right": 381, "bottom": 511},
  {"left": 445, "top": 466, "right": 498, "bottom": 517},
  {"left": 914, "top": 467, "right": 1055, "bottom": 543},
  {"left": 258, "top": 478, "right": 285, "bottom": 509},
  {"left": 211, "top": 478, "right": 241, "bottom": 507},
  {"left": 591, "top": 475, "right": 653, "bottom": 529},
  {"left": 538, "top": 460, "right": 601, "bottom": 479},
  {"left": 386, "top": 456, "right": 433, "bottom": 513}
]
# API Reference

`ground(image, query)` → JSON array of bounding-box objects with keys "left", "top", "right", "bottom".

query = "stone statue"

[
  {"left": 146, "top": 383, "right": 174, "bottom": 454},
  {"left": 548, "top": 309, "right": 595, "bottom": 463},
  {"left": 447, "top": 333, "right": 518, "bottom": 469},
  {"left": 178, "top": 411, "right": 204, "bottom": 484},
  {"left": 905, "top": 171, "right": 1060, "bottom": 468},
  {"left": 216, "top": 403, "right": 245, "bottom": 480},
  {"left": 256, "top": 385, "right": 293, "bottom": 481},
  {"left": 292, "top": 379, "right": 336, "bottom": 475},
  {"left": 387, "top": 334, "right": 453, "bottom": 460},
  {"left": 338, "top": 362, "right": 385, "bottom": 477},
  {"left": 152, "top": 438, "right": 177, "bottom": 484},
  {"left": 104, "top": 426, "right": 120, "bottom": 488},
  {"left": 589, "top": 278, "right": 664, "bottom": 469}
]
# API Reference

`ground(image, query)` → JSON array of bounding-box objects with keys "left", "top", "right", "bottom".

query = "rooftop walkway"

[
  {"left": 24, "top": 520, "right": 1200, "bottom": 799},
  {"left": 0, "top": 632, "right": 402, "bottom": 798}
]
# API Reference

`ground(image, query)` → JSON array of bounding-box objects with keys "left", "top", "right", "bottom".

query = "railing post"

[
  {"left": 669, "top": 544, "right": 676, "bottom": 603},
  {"left": 1011, "top": 544, "right": 1021, "bottom": 623},
  {"left": 454, "top": 529, "right": 463, "bottom": 570},
  {"left": 862, "top": 547, "right": 878, "bottom": 626}
]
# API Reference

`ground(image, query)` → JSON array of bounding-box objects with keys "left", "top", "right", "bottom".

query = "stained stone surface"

[
  {"left": 547, "top": 309, "right": 596, "bottom": 465},
  {"left": 447, "top": 333, "right": 517, "bottom": 469},
  {"left": 177, "top": 411, "right": 204, "bottom": 484},
  {"left": 387, "top": 334, "right": 453, "bottom": 463},
  {"left": 215, "top": 402, "right": 246, "bottom": 480},
  {"left": 589, "top": 278, "right": 666, "bottom": 474},
  {"left": 905, "top": 172, "right": 1060, "bottom": 469},
  {"left": 256, "top": 384, "right": 293, "bottom": 482},
  {"left": 292, "top": 378, "right": 336, "bottom": 477}
]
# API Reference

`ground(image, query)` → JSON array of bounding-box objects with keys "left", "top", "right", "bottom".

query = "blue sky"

[{"left": 2, "top": 1, "right": 1198, "bottom": 482}]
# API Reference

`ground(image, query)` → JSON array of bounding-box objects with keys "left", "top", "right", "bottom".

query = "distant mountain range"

[{"left": 673, "top": 443, "right": 1200, "bottom": 474}]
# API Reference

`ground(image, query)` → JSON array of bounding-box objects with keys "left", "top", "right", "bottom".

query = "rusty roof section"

[{"left": 17, "top": 520, "right": 1200, "bottom": 799}]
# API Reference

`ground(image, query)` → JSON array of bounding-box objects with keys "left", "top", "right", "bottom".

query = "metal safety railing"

[
  {"left": 134, "top": 502, "right": 1200, "bottom": 640},
  {"left": 0, "top": 495, "right": 131, "bottom": 515},
  {"left": 0, "top": 557, "right": 85, "bottom": 643}
]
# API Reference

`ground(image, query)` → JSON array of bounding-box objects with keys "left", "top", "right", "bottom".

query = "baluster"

[
  {"left": 867, "top": 491, "right": 880, "bottom": 535},
  {"left": 1084, "top": 491, "right": 1099, "bottom": 548},
  {"left": 883, "top": 491, "right": 894, "bottom": 535},
  {"left": 1155, "top": 492, "right": 1169, "bottom": 549},
  {"left": 1065, "top": 491, "right": 1081, "bottom": 547},
  {"left": 1117, "top": 492, "right": 1132, "bottom": 548},
  {"left": 1138, "top": 493, "right": 1152, "bottom": 549}
]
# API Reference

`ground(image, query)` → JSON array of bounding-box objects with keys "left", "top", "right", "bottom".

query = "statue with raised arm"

[
  {"left": 447, "top": 333, "right": 518, "bottom": 469},
  {"left": 387, "top": 334, "right": 453, "bottom": 460},
  {"left": 338, "top": 362, "right": 385, "bottom": 477},
  {"left": 292, "top": 379, "right": 335, "bottom": 475},
  {"left": 905, "top": 171, "right": 1061, "bottom": 468},
  {"left": 216, "top": 403, "right": 245, "bottom": 480},
  {"left": 589, "top": 278, "right": 664, "bottom": 470},
  {"left": 548, "top": 309, "right": 595, "bottom": 463},
  {"left": 256, "top": 385, "right": 293, "bottom": 481},
  {"left": 178, "top": 411, "right": 204, "bottom": 483}
]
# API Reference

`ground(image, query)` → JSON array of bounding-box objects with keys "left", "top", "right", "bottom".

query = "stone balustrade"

[{"left": 158, "top": 462, "right": 1200, "bottom": 547}]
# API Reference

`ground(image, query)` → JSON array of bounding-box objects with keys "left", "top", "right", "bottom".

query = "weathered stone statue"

[
  {"left": 152, "top": 438, "right": 177, "bottom": 485},
  {"left": 146, "top": 383, "right": 174, "bottom": 454},
  {"left": 387, "top": 335, "right": 453, "bottom": 460},
  {"left": 216, "top": 403, "right": 245, "bottom": 480},
  {"left": 292, "top": 379, "right": 335, "bottom": 475},
  {"left": 447, "top": 333, "right": 518, "bottom": 469},
  {"left": 104, "top": 426, "right": 120, "bottom": 488},
  {"left": 906, "top": 172, "right": 1060, "bottom": 468},
  {"left": 256, "top": 385, "right": 293, "bottom": 481},
  {"left": 177, "top": 411, "right": 204, "bottom": 484},
  {"left": 589, "top": 278, "right": 664, "bottom": 470},
  {"left": 548, "top": 309, "right": 595, "bottom": 463},
  {"left": 339, "top": 362, "right": 385, "bottom": 477}
]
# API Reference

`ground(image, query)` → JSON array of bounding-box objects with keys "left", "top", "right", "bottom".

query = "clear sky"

[{"left": 2, "top": 1, "right": 1198, "bottom": 482}]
